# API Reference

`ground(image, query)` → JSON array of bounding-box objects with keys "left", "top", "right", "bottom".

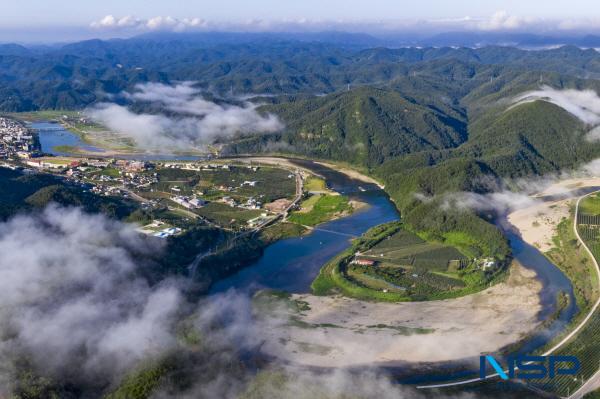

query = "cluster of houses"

[
  {"left": 91, "top": 185, "right": 123, "bottom": 196},
  {"left": 171, "top": 195, "right": 206, "bottom": 209},
  {"left": 0, "top": 117, "right": 37, "bottom": 159},
  {"left": 247, "top": 212, "right": 272, "bottom": 228},
  {"left": 477, "top": 257, "right": 497, "bottom": 270},
  {"left": 218, "top": 195, "right": 262, "bottom": 210},
  {"left": 153, "top": 227, "right": 182, "bottom": 238}
]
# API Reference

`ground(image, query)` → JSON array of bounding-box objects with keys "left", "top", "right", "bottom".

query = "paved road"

[
  {"left": 418, "top": 190, "right": 600, "bottom": 393},
  {"left": 567, "top": 191, "right": 600, "bottom": 399}
]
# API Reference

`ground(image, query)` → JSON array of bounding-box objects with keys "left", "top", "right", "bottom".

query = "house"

[
  {"left": 352, "top": 258, "right": 376, "bottom": 266},
  {"left": 172, "top": 196, "right": 206, "bottom": 209}
]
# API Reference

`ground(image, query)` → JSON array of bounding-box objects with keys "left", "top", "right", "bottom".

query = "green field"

[
  {"left": 580, "top": 193, "right": 600, "bottom": 216},
  {"left": 531, "top": 203, "right": 600, "bottom": 396},
  {"left": 362, "top": 229, "right": 468, "bottom": 271},
  {"left": 288, "top": 194, "right": 351, "bottom": 226},
  {"left": 130, "top": 164, "right": 296, "bottom": 230},
  {"left": 196, "top": 202, "right": 263, "bottom": 228},
  {"left": 195, "top": 165, "right": 296, "bottom": 203},
  {"left": 311, "top": 222, "right": 507, "bottom": 301},
  {"left": 304, "top": 176, "right": 328, "bottom": 192}
]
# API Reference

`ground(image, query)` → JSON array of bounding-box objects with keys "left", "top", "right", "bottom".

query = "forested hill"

[
  {"left": 3, "top": 35, "right": 600, "bottom": 110},
  {"left": 254, "top": 87, "right": 468, "bottom": 167},
  {"left": 222, "top": 53, "right": 600, "bottom": 260},
  {"left": 3, "top": 35, "right": 600, "bottom": 259}
]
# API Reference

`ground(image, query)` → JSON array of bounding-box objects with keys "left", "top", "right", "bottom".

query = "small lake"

[
  {"left": 32, "top": 121, "right": 208, "bottom": 161},
  {"left": 33, "top": 121, "right": 104, "bottom": 155}
]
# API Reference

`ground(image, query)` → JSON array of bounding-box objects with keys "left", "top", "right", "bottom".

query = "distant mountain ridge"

[{"left": 2, "top": 36, "right": 600, "bottom": 110}]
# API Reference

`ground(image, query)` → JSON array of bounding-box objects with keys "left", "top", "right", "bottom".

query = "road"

[
  {"left": 246, "top": 168, "right": 304, "bottom": 234},
  {"left": 567, "top": 191, "right": 600, "bottom": 399},
  {"left": 418, "top": 189, "right": 600, "bottom": 395}
]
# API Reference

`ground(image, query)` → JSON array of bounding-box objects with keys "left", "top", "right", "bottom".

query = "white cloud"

[
  {"left": 91, "top": 15, "right": 210, "bottom": 32},
  {"left": 0, "top": 206, "right": 183, "bottom": 392},
  {"left": 88, "top": 11, "right": 599, "bottom": 35},
  {"left": 90, "top": 14, "right": 142, "bottom": 29},
  {"left": 442, "top": 190, "right": 539, "bottom": 214},
  {"left": 86, "top": 82, "right": 283, "bottom": 151},
  {"left": 477, "top": 11, "right": 535, "bottom": 31},
  {"left": 512, "top": 86, "right": 600, "bottom": 143},
  {"left": 513, "top": 86, "right": 600, "bottom": 125}
]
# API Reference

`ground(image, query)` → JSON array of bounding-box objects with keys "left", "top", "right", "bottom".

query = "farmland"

[
  {"left": 531, "top": 194, "right": 600, "bottom": 397},
  {"left": 287, "top": 194, "right": 351, "bottom": 226},
  {"left": 311, "top": 222, "right": 507, "bottom": 301},
  {"left": 131, "top": 163, "right": 297, "bottom": 230}
]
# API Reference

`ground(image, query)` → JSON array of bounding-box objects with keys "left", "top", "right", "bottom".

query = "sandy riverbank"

[
  {"left": 314, "top": 161, "right": 384, "bottom": 188},
  {"left": 507, "top": 177, "right": 600, "bottom": 252},
  {"left": 231, "top": 156, "right": 383, "bottom": 187},
  {"left": 258, "top": 261, "right": 541, "bottom": 367}
]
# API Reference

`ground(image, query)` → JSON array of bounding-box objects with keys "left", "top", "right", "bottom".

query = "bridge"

[{"left": 30, "top": 126, "right": 65, "bottom": 132}]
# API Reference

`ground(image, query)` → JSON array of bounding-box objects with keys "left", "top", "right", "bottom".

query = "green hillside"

[{"left": 260, "top": 87, "right": 467, "bottom": 167}]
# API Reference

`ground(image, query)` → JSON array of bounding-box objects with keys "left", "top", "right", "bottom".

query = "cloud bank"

[
  {"left": 514, "top": 86, "right": 600, "bottom": 125},
  {"left": 89, "top": 11, "right": 600, "bottom": 35},
  {"left": 86, "top": 82, "right": 282, "bottom": 150},
  {"left": 512, "top": 86, "right": 600, "bottom": 144},
  {"left": 0, "top": 205, "right": 185, "bottom": 394},
  {"left": 439, "top": 154, "right": 600, "bottom": 217},
  {"left": 0, "top": 204, "right": 473, "bottom": 398}
]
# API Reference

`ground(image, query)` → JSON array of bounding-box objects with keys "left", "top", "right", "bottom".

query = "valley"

[{"left": 4, "top": 27, "right": 600, "bottom": 399}]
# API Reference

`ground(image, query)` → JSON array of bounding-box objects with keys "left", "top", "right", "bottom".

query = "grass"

[
  {"left": 8, "top": 110, "right": 80, "bottom": 121},
  {"left": 105, "top": 359, "right": 171, "bottom": 399},
  {"left": 259, "top": 222, "right": 307, "bottom": 243},
  {"left": 530, "top": 206, "right": 600, "bottom": 396},
  {"left": 580, "top": 193, "right": 600, "bottom": 216},
  {"left": 365, "top": 324, "right": 435, "bottom": 335},
  {"left": 50, "top": 144, "right": 83, "bottom": 154},
  {"left": 196, "top": 202, "right": 263, "bottom": 228},
  {"left": 311, "top": 221, "right": 507, "bottom": 302},
  {"left": 584, "top": 389, "right": 600, "bottom": 399},
  {"left": 100, "top": 167, "right": 121, "bottom": 178},
  {"left": 288, "top": 194, "right": 351, "bottom": 226},
  {"left": 547, "top": 213, "right": 599, "bottom": 314},
  {"left": 304, "top": 176, "right": 328, "bottom": 192}
]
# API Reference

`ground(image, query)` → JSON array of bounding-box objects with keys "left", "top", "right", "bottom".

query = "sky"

[{"left": 3, "top": 0, "right": 600, "bottom": 42}]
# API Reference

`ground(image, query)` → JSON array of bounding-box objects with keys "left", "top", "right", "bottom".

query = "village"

[
  {"left": 0, "top": 117, "right": 39, "bottom": 160},
  {"left": 0, "top": 123, "right": 302, "bottom": 240}
]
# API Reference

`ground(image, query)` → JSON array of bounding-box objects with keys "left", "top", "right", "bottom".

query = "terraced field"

[
  {"left": 313, "top": 222, "right": 504, "bottom": 301},
  {"left": 533, "top": 194, "right": 600, "bottom": 397},
  {"left": 360, "top": 229, "right": 470, "bottom": 271}
]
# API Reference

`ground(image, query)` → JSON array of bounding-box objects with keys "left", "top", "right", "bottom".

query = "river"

[
  {"left": 32, "top": 121, "right": 207, "bottom": 161},
  {"left": 210, "top": 167, "right": 400, "bottom": 293},
  {"left": 34, "top": 121, "right": 577, "bottom": 359},
  {"left": 210, "top": 159, "right": 577, "bottom": 360}
]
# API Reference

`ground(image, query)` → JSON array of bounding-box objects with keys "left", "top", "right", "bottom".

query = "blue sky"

[
  {"left": 2, "top": 0, "right": 598, "bottom": 25},
  {"left": 2, "top": 0, "right": 600, "bottom": 42}
]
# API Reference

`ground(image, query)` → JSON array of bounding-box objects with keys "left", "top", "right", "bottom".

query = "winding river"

[
  {"left": 210, "top": 158, "right": 578, "bottom": 359},
  {"left": 35, "top": 122, "right": 577, "bottom": 360}
]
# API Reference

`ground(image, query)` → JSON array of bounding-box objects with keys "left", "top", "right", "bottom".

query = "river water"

[
  {"left": 210, "top": 158, "right": 578, "bottom": 358},
  {"left": 34, "top": 122, "right": 577, "bottom": 358},
  {"left": 33, "top": 121, "right": 206, "bottom": 161}
]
